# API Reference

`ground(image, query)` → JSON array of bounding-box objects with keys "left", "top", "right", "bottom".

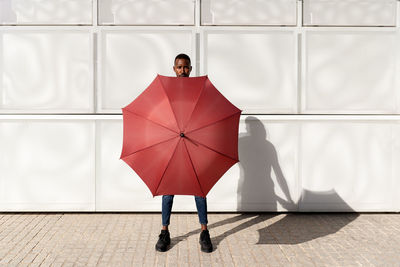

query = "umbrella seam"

[
  {"left": 185, "top": 111, "right": 242, "bottom": 135},
  {"left": 182, "top": 77, "right": 207, "bottom": 132},
  {"left": 157, "top": 76, "right": 182, "bottom": 132},
  {"left": 123, "top": 108, "right": 179, "bottom": 134},
  {"left": 120, "top": 136, "right": 179, "bottom": 160},
  {"left": 154, "top": 137, "right": 182, "bottom": 196},
  {"left": 182, "top": 139, "right": 205, "bottom": 197}
]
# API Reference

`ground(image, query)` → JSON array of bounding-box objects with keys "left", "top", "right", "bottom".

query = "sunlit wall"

[{"left": 1, "top": 0, "right": 399, "bottom": 212}]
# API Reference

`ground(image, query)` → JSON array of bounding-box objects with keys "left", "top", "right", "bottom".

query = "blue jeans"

[{"left": 162, "top": 195, "right": 208, "bottom": 226}]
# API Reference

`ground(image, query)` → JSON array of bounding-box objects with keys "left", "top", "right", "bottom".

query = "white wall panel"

[
  {"left": 0, "top": 30, "right": 93, "bottom": 113},
  {"left": 201, "top": 0, "right": 296, "bottom": 25},
  {"left": 0, "top": 0, "right": 92, "bottom": 25},
  {"left": 96, "top": 120, "right": 160, "bottom": 211},
  {"left": 100, "top": 30, "right": 193, "bottom": 112},
  {"left": 300, "top": 121, "right": 396, "bottom": 211},
  {"left": 204, "top": 30, "right": 297, "bottom": 113},
  {"left": 98, "top": 0, "right": 194, "bottom": 25},
  {"left": 303, "top": 31, "right": 397, "bottom": 114},
  {"left": 303, "top": 0, "right": 396, "bottom": 26},
  {"left": 0, "top": 120, "right": 95, "bottom": 211}
]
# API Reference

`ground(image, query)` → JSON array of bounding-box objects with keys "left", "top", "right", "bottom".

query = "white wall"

[{"left": 0, "top": 0, "right": 399, "bottom": 212}]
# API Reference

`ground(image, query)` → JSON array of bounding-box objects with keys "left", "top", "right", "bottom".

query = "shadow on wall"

[{"left": 237, "top": 116, "right": 294, "bottom": 211}]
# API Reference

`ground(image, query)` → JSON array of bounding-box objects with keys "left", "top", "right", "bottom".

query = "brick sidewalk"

[{"left": 0, "top": 213, "right": 399, "bottom": 266}]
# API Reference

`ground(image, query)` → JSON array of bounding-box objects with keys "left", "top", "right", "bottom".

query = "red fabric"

[{"left": 120, "top": 74, "right": 241, "bottom": 197}]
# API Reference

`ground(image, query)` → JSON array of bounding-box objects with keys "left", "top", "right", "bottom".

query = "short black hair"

[{"left": 174, "top": 53, "right": 191, "bottom": 65}]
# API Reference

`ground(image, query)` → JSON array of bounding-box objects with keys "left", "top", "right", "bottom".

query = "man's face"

[{"left": 173, "top": 58, "right": 192, "bottom": 77}]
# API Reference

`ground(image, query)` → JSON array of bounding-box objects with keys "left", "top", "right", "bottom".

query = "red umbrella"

[{"left": 120, "top": 74, "right": 241, "bottom": 197}]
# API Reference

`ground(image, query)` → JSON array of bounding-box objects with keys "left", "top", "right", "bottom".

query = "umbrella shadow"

[
  {"left": 172, "top": 196, "right": 357, "bottom": 250},
  {"left": 208, "top": 192, "right": 358, "bottom": 247},
  {"left": 256, "top": 191, "right": 359, "bottom": 244}
]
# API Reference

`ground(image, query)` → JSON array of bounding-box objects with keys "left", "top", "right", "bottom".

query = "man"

[{"left": 155, "top": 53, "right": 213, "bottom": 253}]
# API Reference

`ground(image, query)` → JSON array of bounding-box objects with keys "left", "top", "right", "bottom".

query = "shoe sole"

[
  {"left": 201, "top": 248, "right": 213, "bottom": 253},
  {"left": 155, "top": 244, "right": 170, "bottom": 252},
  {"left": 199, "top": 242, "right": 213, "bottom": 253}
]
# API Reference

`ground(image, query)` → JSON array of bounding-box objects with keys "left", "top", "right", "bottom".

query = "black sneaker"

[
  {"left": 155, "top": 230, "right": 171, "bottom": 252},
  {"left": 199, "top": 230, "right": 213, "bottom": 253}
]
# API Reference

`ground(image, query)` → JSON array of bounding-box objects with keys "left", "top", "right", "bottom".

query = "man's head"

[{"left": 173, "top": 53, "right": 192, "bottom": 77}]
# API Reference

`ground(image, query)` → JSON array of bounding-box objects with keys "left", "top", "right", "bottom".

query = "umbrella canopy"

[{"left": 120, "top": 74, "right": 241, "bottom": 197}]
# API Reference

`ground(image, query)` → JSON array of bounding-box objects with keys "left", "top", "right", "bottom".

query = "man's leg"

[
  {"left": 195, "top": 196, "right": 213, "bottom": 252},
  {"left": 194, "top": 196, "right": 208, "bottom": 228},
  {"left": 156, "top": 195, "right": 174, "bottom": 252},
  {"left": 162, "top": 195, "right": 174, "bottom": 229}
]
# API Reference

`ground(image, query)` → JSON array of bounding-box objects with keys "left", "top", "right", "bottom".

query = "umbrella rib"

[
  {"left": 154, "top": 138, "right": 181, "bottom": 196},
  {"left": 182, "top": 139, "right": 205, "bottom": 197},
  {"left": 185, "top": 111, "right": 242, "bottom": 135},
  {"left": 121, "top": 136, "right": 179, "bottom": 160},
  {"left": 158, "top": 76, "right": 181, "bottom": 132},
  {"left": 187, "top": 137, "right": 239, "bottom": 163},
  {"left": 123, "top": 108, "right": 179, "bottom": 134}
]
